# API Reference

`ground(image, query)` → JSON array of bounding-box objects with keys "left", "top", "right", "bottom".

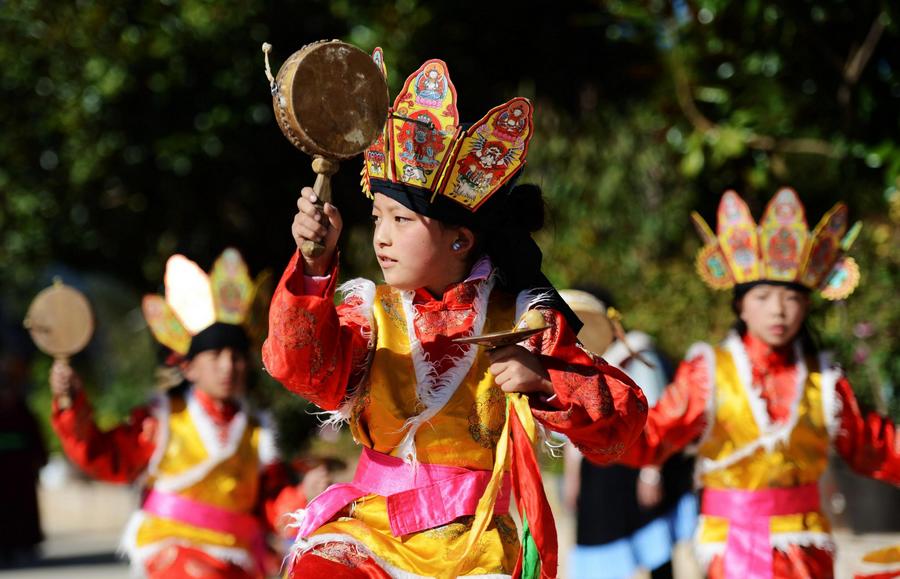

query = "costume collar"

[
  {"left": 412, "top": 256, "right": 494, "bottom": 310},
  {"left": 193, "top": 387, "right": 240, "bottom": 426},
  {"left": 742, "top": 331, "right": 795, "bottom": 373}
]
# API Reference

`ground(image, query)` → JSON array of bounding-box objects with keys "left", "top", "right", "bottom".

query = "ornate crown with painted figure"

[
  {"left": 360, "top": 48, "right": 534, "bottom": 213},
  {"left": 691, "top": 188, "right": 861, "bottom": 300},
  {"left": 141, "top": 248, "right": 270, "bottom": 358}
]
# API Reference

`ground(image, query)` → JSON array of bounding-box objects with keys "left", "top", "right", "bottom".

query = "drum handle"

[{"left": 300, "top": 156, "right": 339, "bottom": 259}]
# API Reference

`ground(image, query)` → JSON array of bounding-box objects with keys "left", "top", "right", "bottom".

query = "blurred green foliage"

[{"left": 2, "top": 0, "right": 898, "bottom": 456}]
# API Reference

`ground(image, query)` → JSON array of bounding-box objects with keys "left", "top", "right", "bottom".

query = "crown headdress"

[
  {"left": 141, "top": 248, "right": 265, "bottom": 356},
  {"left": 361, "top": 48, "right": 534, "bottom": 213},
  {"left": 691, "top": 188, "right": 861, "bottom": 300}
]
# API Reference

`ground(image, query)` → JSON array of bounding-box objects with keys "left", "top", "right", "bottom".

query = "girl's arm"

[
  {"left": 262, "top": 251, "right": 373, "bottom": 410},
  {"left": 50, "top": 365, "right": 157, "bottom": 484},
  {"left": 613, "top": 354, "right": 712, "bottom": 467},
  {"left": 833, "top": 376, "right": 900, "bottom": 485},
  {"left": 524, "top": 309, "right": 649, "bottom": 465}
]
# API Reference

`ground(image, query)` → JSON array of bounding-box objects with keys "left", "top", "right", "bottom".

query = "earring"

[{"left": 451, "top": 240, "right": 463, "bottom": 251}]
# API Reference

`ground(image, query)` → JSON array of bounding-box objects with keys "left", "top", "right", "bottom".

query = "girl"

[
  {"left": 50, "top": 249, "right": 309, "bottom": 579},
  {"left": 618, "top": 189, "right": 899, "bottom": 579},
  {"left": 263, "top": 54, "right": 648, "bottom": 579}
]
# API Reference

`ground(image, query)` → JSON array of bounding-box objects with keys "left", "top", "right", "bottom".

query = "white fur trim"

[
  {"left": 119, "top": 509, "right": 257, "bottom": 575},
  {"left": 514, "top": 289, "right": 554, "bottom": 324},
  {"left": 293, "top": 532, "right": 512, "bottom": 579},
  {"left": 146, "top": 394, "right": 171, "bottom": 478},
  {"left": 536, "top": 420, "right": 564, "bottom": 457},
  {"left": 151, "top": 389, "right": 249, "bottom": 493},
  {"left": 337, "top": 278, "right": 377, "bottom": 346},
  {"left": 818, "top": 352, "right": 843, "bottom": 441},
  {"left": 693, "top": 528, "right": 835, "bottom": 569},
  {"left": 256, "top": 410, "right": 279, "bottom": 467},
  {"left": 696, "top": 334, "right": 807, "bottom": 477},
  {"left": 318, "top": 279, "right": 377, "bottom": 429},
  {"left": 770, "top": 531, "right": 835, "bottom": 552},
  {"left": 396, "top": 275, "right": 496, "bottom": 464},
  {"left": 684, "top": 342, "right": 716, "bottom": 458}
]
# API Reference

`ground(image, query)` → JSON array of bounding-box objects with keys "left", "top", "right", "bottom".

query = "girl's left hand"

[{"left": 488, "top": 345, "right": 554, "bottom": 396}]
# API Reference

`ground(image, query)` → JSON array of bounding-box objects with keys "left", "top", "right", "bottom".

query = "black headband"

[
  {"left": 186, "top": 322, "right": 249, "bottom": 359},
  {"left": 734, "top": 281, "right": 811, "bottom": 296},
  {"left": 368, "top": 178, "right": 583, "bottom": 333}
]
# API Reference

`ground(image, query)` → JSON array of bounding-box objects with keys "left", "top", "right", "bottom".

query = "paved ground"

[{"left": 2, "top": 465, "right": 896, "bottom": 578}]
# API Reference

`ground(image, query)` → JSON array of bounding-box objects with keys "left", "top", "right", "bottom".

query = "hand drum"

[
  {"left": 24, "top": 280, "right": 94, "bottom": 408},
  {"left": 263, "top": 40, "right": 390, "bottom": 257}
]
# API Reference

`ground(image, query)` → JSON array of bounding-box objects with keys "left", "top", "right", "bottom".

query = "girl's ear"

[
  {"left": 452, "top": 227, "right": 477, "bottom": 256},
  {"left": 181, "top": 359, "right": 195, "bottom": 382}
]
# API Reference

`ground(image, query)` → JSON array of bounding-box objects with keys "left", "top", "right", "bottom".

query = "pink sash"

[
  {"left": 702, "top": 484, "right": 821, "bottom": 579},
  {"left": 296, "top": 447, "right": 512, "bottom": 539},
  {"left": 142, "top": 490, "right": 266, "bottom": 568}
]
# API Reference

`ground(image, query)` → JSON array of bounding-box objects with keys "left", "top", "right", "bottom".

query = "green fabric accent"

[{"left": 521, "top": 514, "right": 540, "bottom": 579}]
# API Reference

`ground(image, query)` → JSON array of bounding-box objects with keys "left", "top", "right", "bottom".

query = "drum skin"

[{"left": 271, "top": 40, "right": 389, "bottom": 159}]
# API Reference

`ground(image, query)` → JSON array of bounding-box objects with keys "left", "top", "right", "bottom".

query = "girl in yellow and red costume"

[
  {"left": 50, "top": 249, "right": 310, "bottom": 579},
  {"left": 263, "top": 50, "right": 648, "bottom": 579},
  {"left": 617, "top": 189, "right": 900, "bottom": 579}
]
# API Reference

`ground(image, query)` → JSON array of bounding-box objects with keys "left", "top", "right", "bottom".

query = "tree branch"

[
  {"left": 839, "top": 11, "right": 888, "bottom": 106},
  {"left": 669, "top": 49, "right": 842, "bottom": 159}
]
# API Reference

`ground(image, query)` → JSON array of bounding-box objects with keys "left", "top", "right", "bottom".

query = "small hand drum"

[
  {"left": 24, "top": 279, "right": 94, "bottom": 408},
  {"left": 263, "top": 40, "right": 390, "bottom": 257}
]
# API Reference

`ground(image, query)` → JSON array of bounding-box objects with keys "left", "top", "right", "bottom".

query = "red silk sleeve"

[
  {"left": 262, "top": 252, "right": 373, "bottom": 410},
  {"left": 50, "top": 389, "right": 157, "bottom": 484},
  {"left": 616, "top": 354, "right": 712, "bottom": 467},
  {"left": 526, "top": 309, "right": 649, "bottom": 465},
  {"left": 833, "top": 376, "right": 900, "bottom": 485}
]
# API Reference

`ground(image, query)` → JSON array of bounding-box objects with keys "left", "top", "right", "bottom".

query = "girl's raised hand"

[{"left": 292, "top": 186, "right": 343, "bottom": 276}]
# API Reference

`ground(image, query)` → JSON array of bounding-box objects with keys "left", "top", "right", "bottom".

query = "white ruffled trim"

[
  {"left": 292, "top": 532, "right": 512, "bottom": 579},
  {"left": 818, "top": 352, "right": 843, "bottom": 441},
  {"left": 395, "top": 275, "right": 496, "bottom": 465},
  {"left": 695, "top": 334, "right": 807, "bottom": 477},
  {"left": 151, "top": 389, "right": 248, "bottom": 493},
  {"left": 318, "top": 278, "right": 377, "bottom": 429}
]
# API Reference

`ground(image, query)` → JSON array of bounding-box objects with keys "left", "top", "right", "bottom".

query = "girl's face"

[
  {"left": 739, "top": 284, "right": 809, "bottom": 348},
  {"left": 184, "top": 347, "right": 247, "bottom": 401},
  {"left": 371, "top": 193, "right": 464, "bottom": 294}
]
